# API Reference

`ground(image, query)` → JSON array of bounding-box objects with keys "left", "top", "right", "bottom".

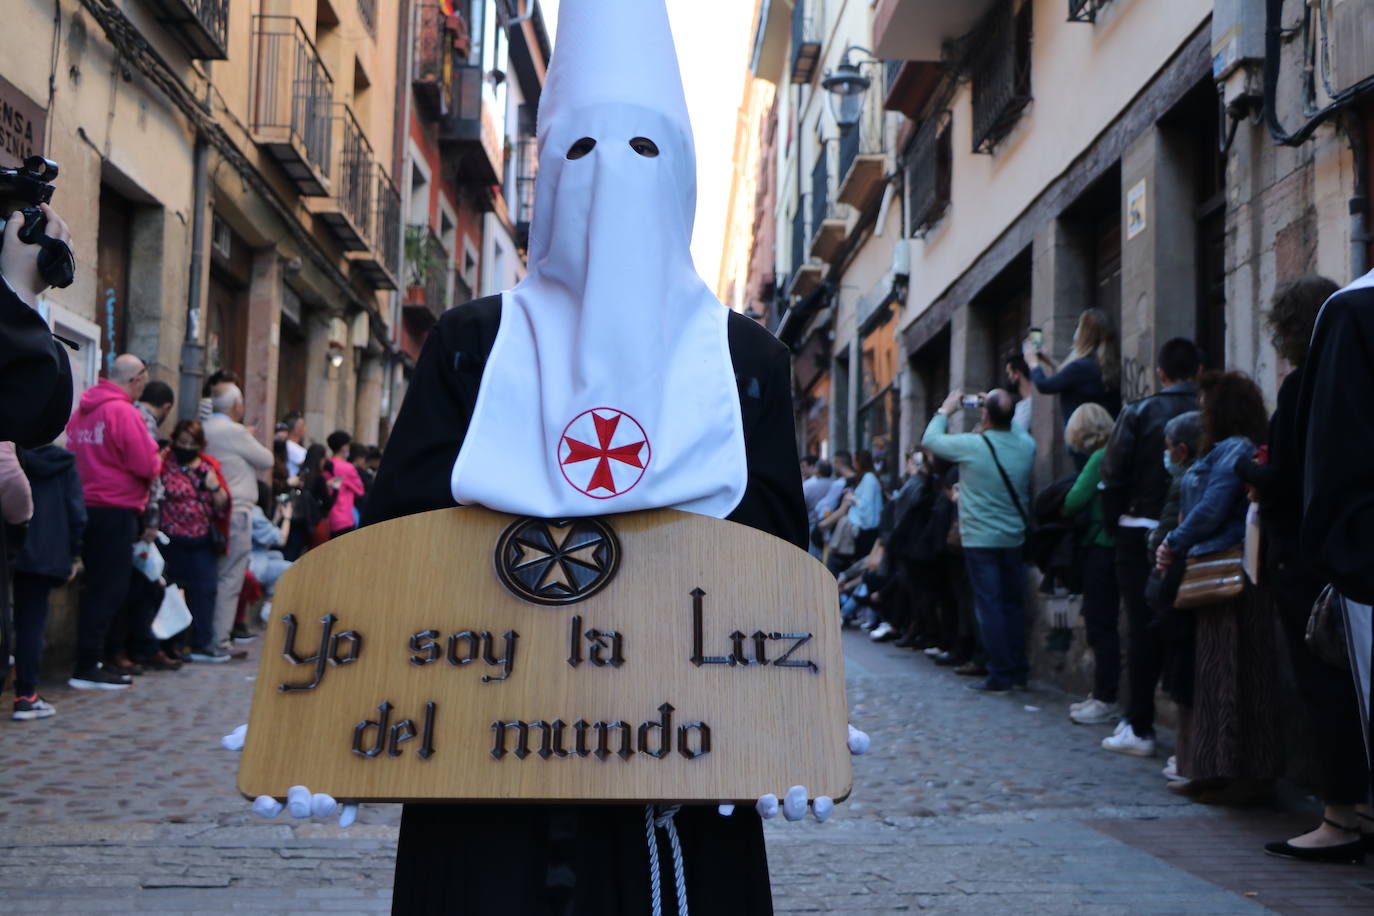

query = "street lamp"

[{"left": 822, "top": 46, "right": 875, "bottom": 132}]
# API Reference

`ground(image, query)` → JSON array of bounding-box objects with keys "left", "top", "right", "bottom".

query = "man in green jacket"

[{"left": 924, "top": 389, "right": 1036, "bottom": 691}]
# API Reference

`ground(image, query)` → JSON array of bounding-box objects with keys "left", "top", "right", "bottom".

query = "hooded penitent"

[{"left": 449, "top": 0, "right": 748, "bottom": 519}]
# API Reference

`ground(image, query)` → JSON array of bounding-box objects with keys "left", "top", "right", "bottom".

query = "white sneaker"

[
  {"left": 1102, "top": 724, "right": 1156, "bottom": 758},
  {"left": 869, "top": 622, "right": 896, "bottom": 641},
  {"left": 1070, "top": 698, "right": 1123, "bottom": 725},
  {"left": 259, "top": 600, "right": 273, "bottom": 624},
  {"left": 1069, "top": 694, "right": 1095, "bottom": 714},
  {"left": 1162, "top": 755, "right": 1182, "bottom": 781}
]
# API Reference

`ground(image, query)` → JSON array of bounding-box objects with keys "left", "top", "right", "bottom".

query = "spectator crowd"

[
  {"left": 807, "top": 288, "right": 1374, "bottom": 864},
  {"left": 2, "top": 364, "right": 381, "bottom": 719}
]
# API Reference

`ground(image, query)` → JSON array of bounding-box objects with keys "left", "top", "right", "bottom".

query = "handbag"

[
  {"left": 829, "top": 514, "right": 859, "bottom": 556},
  {"left": 1305, "top": 585, "right": 1349, "bottom": 670},
  {"left": 1173, "top": 546, "right": 1245, "bottom": 609},
  {"left": 152, "top": 583, "right": 193, "bottom": 640}
]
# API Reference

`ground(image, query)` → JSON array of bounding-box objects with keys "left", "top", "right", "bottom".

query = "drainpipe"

[
  {"left": 1346, "top": 108, "right": 1370, "bottom": 278},
  {"left": 179, "top": 132, "right": 210, "bottom": 420}
]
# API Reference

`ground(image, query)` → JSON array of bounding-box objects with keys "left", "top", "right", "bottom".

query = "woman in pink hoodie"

[{"left": 322, "top": 430, "right": 364, "bottom": 539}]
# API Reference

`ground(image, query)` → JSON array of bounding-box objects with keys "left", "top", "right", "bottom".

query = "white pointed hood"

[{"left": 449, "top": 0, "right": 748, "bottom": 519}]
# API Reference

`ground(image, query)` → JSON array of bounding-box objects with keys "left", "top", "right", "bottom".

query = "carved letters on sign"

[{"left": 239, "top": 508, "right": 851, "bottom": 804}]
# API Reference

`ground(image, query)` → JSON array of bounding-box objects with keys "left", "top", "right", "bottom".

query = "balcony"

[
  {"left": 441, "top": 63, "right": 503, "bottom": 200},
  {"left": 837, "top": 79, "right": 887, "bottom": 211},
  {"left": 970, "top": 1, "right": 1032, "bottom": 154},
  {"left": 414, "top": 2, "right": 468, "bottom": 120},
  {"left": 790, "top": 0, "right": 822, "bottom": 85},
  {"left": 750, "top": 0, "right": 792, "bottom": 84},
  {"left": 883, "top": 60, "right": 942, "bottom": 118},
  {"left": 787, "top": 195, "right": 822, "bottom": 298},
  {"left": 872, "top": 0, "right": 998, "bottom": 61},
  {"left": 143, "top": 0, "right": 229, "bottom": 60},
  {"left": 905, "top": 112, "right": 951, "bottom": 235},
  {"left": 809, "top": 142, "right": 846, "bottom": 263},
  {"left": 402, "top": 226, "right": 450, "bottom": 320},
  {"left": 349, "top": 167, "right": 402, "bottom": 290},
  {"left": 513, "top": 134, "right": 537, "bottom": 252},
  {"left": 314, "top": 106, "right": 374, "bottom": 251},
  {"left": 250, "top": 16, "right": 333, "bottom": 196}
]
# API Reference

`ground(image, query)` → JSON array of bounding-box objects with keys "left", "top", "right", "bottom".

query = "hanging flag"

[{"left": 440, "top": 0, "right": 456, "bottom": 15}]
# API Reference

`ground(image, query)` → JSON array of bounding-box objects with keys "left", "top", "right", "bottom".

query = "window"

[
  {"left": 906, "top": 112, "right": 952, "bottom": 235},
  {"left": 970, "top": 0, "right": 1033, "bottom": 154}
]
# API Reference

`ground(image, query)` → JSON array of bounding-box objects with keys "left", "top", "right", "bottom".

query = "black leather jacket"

[{"left": 1099, "top": 382, "right": 1198, "bottom": 524}]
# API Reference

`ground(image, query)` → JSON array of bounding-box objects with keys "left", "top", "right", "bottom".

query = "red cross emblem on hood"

[{"left": 558, "top": 408, "right": 651, "bottom": 498}]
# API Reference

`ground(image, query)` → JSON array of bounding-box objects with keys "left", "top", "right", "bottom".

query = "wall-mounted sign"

[
  {"left": 0, "top": 75, "right": 46, "bottom": 169},
  {"left": 1126, "top": 179, "right": 1148, "bottom": 241}
]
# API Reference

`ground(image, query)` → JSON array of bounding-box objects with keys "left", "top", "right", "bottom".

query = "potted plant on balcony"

[{"left": 404, "top": 225, "right": 435, "bottom": 306}]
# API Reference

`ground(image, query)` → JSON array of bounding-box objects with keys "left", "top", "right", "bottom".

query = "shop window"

[{"left": 96, "top": 185, "right": 134, "bottom": 371}]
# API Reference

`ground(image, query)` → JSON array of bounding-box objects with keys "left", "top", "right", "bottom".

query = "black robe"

[
  {"left": 1299, "top": 280, "right": 1374, "bottom": 603},
  {"left": 362, "top": 296, "right": 806, "bottom": 916}
]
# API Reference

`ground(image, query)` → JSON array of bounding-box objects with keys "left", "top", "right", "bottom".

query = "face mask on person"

[
  {"left": 1163, "top": 451, "right": 1181, "bottom": 477},
  {"left": 173, "top": 445, "right": 200, "bottom": 465}
]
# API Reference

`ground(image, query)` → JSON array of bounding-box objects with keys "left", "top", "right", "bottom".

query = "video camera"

[{"left": 0, "top": 155, "right": 75, "bottom": 289}]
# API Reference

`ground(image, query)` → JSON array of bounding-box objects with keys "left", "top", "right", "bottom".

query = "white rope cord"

[
  {"left": 644, "top": 804, "right": 664, "bottom": 916},
  {"left": 656, "top": 805, "right": 688, "bottom": 916},
  {"left": 644, "top": 804, "right": 689, "bottom": 916}
]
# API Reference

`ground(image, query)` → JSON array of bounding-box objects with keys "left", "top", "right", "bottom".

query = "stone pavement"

[{"left": 1, "top": 630, "right": 1372, "bottom": 913}]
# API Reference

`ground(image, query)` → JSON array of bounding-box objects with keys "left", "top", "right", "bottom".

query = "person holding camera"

[{"left": 923, "top": 389, "right": 1036, "bottom": 692}]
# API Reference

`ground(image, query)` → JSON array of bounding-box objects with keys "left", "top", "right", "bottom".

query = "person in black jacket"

[
  {"left": 1098, "top": 338, "right": 1200, "bottom": 748},
  {"left": 11, "top": 443, "right": 85, "bottom": 720},
  {"left": 0, "top": 206, "right": 74, "bottom": 447},
  {"left": 1250, "top": 275, "right": 1372, "bottom": 863}
]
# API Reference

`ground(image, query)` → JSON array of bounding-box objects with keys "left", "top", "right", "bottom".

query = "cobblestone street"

[{"left": 2, "top": 630, "right": 1373, "bottom": 914}]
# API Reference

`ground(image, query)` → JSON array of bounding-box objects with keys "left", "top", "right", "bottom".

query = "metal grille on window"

[
  {"left": 906, "top": 112, "right": 951, "bottom": 235},
  {"left": 1068, "top": 0, "right": 1112, "bottom": 23},
  {"left": 970, "top": 0, "right": 1033, "bottom": 154},
  {"left": 811, "top": 140, "right": 830, "bottom": 237}
]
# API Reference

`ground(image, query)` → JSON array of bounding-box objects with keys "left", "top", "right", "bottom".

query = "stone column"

[
  {"left": 304, "top": 311, "right": 335, "bottom": 444},
  {"left": 354, "top": 354, "right": 384, "bottom": 445},
  {"left": 244, "top": 250, "right": 281, "bottom": 448},
  {"left": 947, "top": 304, "right": 985, "bottom": 434},
  {"left": 1029, "top": 219, "right": 1091, "bottom": 485},
  {"left": 1121, "top": 126, "right": 1199, "bottom": 392}
]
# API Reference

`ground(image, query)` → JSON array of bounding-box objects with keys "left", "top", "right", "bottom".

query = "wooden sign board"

[{"left": 238, "top": 508, "right": 851, "bottom": 804}]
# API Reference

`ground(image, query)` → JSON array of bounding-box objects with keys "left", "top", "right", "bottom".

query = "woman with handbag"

[
  {"left": 1155, "top": 371, "right": 1282, "bottom": 806},
  {"left": 155, "top": 419, "right": 230, "bottom": 662},
  {"left": 1237, "top": 276, "right": 1372, "bottom": 863}
]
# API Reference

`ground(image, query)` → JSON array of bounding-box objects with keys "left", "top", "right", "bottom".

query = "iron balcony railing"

[
  {"left": 145, "top": 0, "right": 230, "bottom": 59},
  {"left": 251, "top": 16, "right": 334, "bottom": 190},
  {"left": 374, "top": 166, "right": 402, "bottom": 281},
  {"left": 413, "top": 1, "right": 452, "bottom": 117},
  {"left": 423, "top": 229, "right": 448, "bottom": 315},
  {"left": 357, "top": 0, "right": 377, "bottom": 36},
  {"left": 791, "top": 194, "right": 812, "bottom": 285},
  {"left": 514, "top": 134, "right": 538, "bottom": 249},
  {"left": 811, "top": 141, "right": 831, "bottom": 234},
  {"left": 1068, "top": 0, "right": 1111, "bottom": 22},
  {"left": 906, "top": 113, "right": 951, "bottom": 234},
  {"left": 884, "top": 59, "right": 903, "bottom": 96},
  {"left": 970, "top": 1, "right": 1032, "bottom": 154},
  {"left": 790, "top": 0, "right": 822, "bottom": 84},
  {"left": 335, "top": 105, "right": 375, "bottom": 248}
]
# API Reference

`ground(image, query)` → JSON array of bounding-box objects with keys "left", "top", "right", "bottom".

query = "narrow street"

[{"left": 1, "top": 631, "right": 1371, "bottom": 914}]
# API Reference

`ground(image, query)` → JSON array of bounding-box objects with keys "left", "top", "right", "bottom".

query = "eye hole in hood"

[
  {"left": 629, "top": 137, "right": 659, "bottom": 158},
  {"left": 566, "top": 137, "right": 597, "bottom": 160}
]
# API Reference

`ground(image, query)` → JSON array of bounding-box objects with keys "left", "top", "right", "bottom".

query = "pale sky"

[{"left": 538, "top": 0, "right": 757, "bottom": 284}]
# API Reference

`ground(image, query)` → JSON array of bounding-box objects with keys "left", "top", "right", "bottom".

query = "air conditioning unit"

[{"left": 1330, "top": 0, "right": 1374, "bottom": 95}]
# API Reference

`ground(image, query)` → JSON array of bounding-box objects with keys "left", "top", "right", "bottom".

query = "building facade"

[
  {"left": 5, "top": 0, "right": 544, "bottom": 671},
  {"left": 730, "top": 0, "right": 1374, "bottom": 691}
]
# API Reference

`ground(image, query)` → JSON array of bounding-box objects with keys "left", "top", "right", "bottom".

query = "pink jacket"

[
  {"left": 325, "top": 457, "right": 364, "bottom": 533},
  {"left": 66, "top": 379, "right": 161, "bottom": 510}
]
